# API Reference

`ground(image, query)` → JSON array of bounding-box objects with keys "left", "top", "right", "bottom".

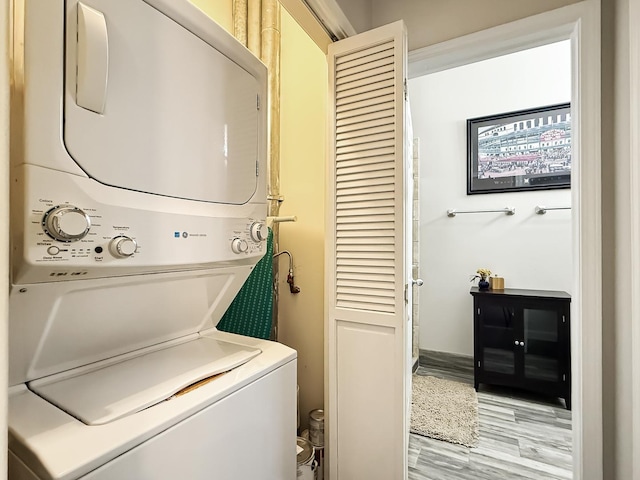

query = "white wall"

[{"left": 410, "top": 40, "right": 572, "bottom": 356}]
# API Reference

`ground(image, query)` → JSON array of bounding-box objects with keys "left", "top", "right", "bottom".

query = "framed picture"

[{"left": 467, "top": 103, "right": 571, "bottom": 194}]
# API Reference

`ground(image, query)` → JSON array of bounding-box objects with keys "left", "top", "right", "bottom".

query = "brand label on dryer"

[{"left": 174, "top": 232, "right": 208, "bottom": 238}]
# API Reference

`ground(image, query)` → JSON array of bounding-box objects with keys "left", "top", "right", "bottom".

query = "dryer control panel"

[{"left": 12, "top": 166, "right": 268, "bottom": 284}]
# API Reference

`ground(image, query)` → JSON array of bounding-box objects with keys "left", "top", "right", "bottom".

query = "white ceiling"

[{"left": 334, "top": 0, "right": 373, "bottom": 33}]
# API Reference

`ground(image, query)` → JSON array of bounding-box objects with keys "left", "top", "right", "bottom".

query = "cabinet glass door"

[
  {"left": 481, "top": 303, "right": 515, "bottom": 375},
  {"left": 522, "top": 308, "right": 559, "bottom": 382}
]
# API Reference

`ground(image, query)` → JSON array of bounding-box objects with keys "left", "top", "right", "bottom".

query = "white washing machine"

[{"left": 8, "top": 0, "right": 297, "bottom": 478}]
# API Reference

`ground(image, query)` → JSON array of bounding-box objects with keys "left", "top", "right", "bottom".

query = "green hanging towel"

[{"left": 217, "top": 228, "right": 273, "bottom": 339}]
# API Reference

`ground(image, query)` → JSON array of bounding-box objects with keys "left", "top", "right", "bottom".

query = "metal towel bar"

[
  {"left": 535, "top": 206, "right": 571, "bottom": 214},
  {"left": 447, "top": 207, "right": 515, "bottom": 218}
]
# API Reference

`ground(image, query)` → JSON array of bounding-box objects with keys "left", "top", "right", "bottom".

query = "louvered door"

[{"left": 326, "top": 21, "right": 409, "bottom": 480}]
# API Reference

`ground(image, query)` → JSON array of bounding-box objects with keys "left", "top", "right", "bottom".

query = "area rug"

[{"left": 410, "top": 375, "right": 479, "bottom": 447}]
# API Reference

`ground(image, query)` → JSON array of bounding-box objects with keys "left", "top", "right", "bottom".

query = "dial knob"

[
  {"left": 250, "top": 222, "right": 268, "bottom": 242},
  {"left": 110, "top": 236, "right": 137, "bottom": 258},
  {"left": 42, "top": 205, "right": 91, "bottom": 242},
  {"left": 231, "top": 238, "right": 249, "bottom": 254}
]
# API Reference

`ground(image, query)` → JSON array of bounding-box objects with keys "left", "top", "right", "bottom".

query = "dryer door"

[{"left": 63, "top": 0, "right": 261, "bottom": 205}]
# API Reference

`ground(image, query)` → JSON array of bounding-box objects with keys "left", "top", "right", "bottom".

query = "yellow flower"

[{"left": 476, "top": 268, "right": 492, "bottom": 277}]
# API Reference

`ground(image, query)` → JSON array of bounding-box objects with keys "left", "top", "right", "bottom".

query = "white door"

[{"left": 326, "top": 21, "right": 410, "bottom": 480}]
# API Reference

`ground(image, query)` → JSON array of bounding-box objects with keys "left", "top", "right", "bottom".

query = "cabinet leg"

[
  {"left": 565, "top": 396, "right": 571, "bottom": 411},
  {"left": 474, "top": 380, "right": 479, "bottom": 391}
]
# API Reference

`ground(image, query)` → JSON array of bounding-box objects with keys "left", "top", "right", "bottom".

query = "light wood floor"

[{"left": 409, "top": 350, "right": 573, "bottom": 480}]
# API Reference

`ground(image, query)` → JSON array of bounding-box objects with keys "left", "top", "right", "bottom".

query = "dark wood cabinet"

[{"left": 470, "top": 287, "right": 571, "bottom": 409}]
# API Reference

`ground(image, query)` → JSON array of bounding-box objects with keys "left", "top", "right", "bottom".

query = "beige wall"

[
  {"left": 370, "top": 0, "right": 582, "bottom": 51},
  {"left": 189, "top": 0, "right": 233, "bottom": 33},
  {"left": 280, "top": 0, "right": 332, "bottom": 53},
  {"left": 278, "top": 7, "right": 327, "bottom": 430},
  {"left": 1, "top": 0, "right": 9, "bottom": 476}
]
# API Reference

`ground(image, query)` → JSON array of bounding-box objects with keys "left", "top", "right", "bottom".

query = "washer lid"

[{"left": 28, "top": 337, "right": 261, "bottom": 426}]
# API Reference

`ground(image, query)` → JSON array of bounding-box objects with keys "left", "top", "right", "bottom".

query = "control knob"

[
  {"left": 250, "top": 222, "right": 268, "bottom": 243},
  {"left": 42, "top": 205, "right": 91, "bottom": 242},
  {"left": 110, "top": 236, "right": 137, "bottom": 258},
  {"left": 231, "top": 238, "right": 249, "bottom": 254}
]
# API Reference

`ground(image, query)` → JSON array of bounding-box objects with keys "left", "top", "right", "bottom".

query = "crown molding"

[{"left": 301, "top": 0, "right": 356, "bottom": 40}]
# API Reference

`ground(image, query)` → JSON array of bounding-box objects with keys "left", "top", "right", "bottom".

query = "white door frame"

[
  {"left": 408, "top": 2, "right": 602, "bottom": 479},
  {"left": 629, "top": 1, "right": 640, "bottom": 477}
]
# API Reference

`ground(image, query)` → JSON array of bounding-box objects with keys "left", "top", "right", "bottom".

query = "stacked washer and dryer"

[{"left": 8, "top": 0, "right": 297, "bottom": 478}]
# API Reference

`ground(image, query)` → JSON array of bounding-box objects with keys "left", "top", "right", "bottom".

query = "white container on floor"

[{"left": 296, "top": 437, "right": 317, "bottom": 480}]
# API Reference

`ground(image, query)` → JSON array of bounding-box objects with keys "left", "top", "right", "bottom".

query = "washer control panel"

[
  {"left": 12, "top": 166, "right": 267, "bottom": 283},
  {"left": 110, "top": 236, "right": 138, "bottom": 258},
  {"left": 28, "top": 200, "right": 141, "bottom": 275},
  {"left": 42, "top": 205, "right": 91, "bottom": 242},
  {"left": 17, "top": 193, "right": 267, "bottom": 282},
  {"left": 250, "top": 222, "right": 268, "bottom": 242},
  {"left": 229, "top": 221, "right": 267, "bottom": 255}
]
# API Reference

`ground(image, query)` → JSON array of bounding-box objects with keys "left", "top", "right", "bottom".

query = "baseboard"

[
  {"left": 412, "top": 357, "right": 419, "bottom": 373},
  {"left": 418, "top": 349, "right": 474, "bottom": 370}
]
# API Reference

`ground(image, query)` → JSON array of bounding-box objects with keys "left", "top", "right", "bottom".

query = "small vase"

[{"left": 478, "top": 277, "right": 490, "bottom": 291}]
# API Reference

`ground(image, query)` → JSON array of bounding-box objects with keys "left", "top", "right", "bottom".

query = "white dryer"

[{"left": 8, "top": 0, "right": 296, "bottom": 479}]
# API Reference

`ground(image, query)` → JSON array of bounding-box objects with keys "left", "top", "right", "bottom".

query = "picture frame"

[{"left": 467, "top": 103, "right": 571, "bottom": 194}]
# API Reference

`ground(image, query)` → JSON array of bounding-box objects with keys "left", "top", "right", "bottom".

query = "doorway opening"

[
  {"left": 406, "top": 3, "right": 602, "bottom": 478},
  {"left": 409, "top": 40, "right": 573, "bottom": 479}
]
